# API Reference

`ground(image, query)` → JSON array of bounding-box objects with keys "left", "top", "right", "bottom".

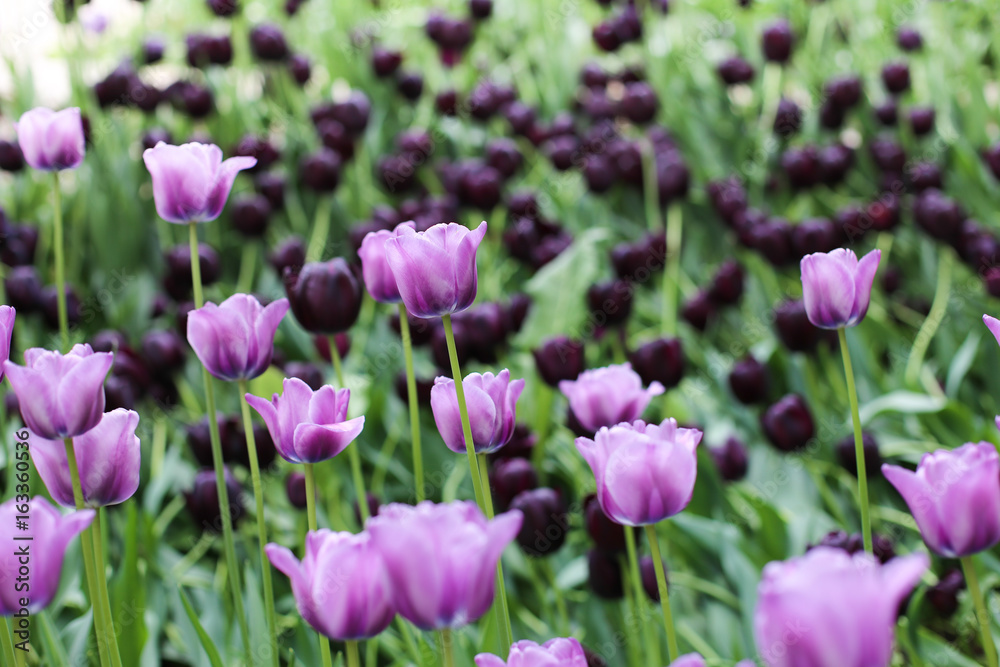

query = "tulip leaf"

[
  {"left": 858, "top": 391, "right": 948, "bottom": 425},
  {"left": 177, "top": 586, "right": 226, "bottom": 667},
  {"left": 944, "top": 330, "right": 981, "bottom": 397}
]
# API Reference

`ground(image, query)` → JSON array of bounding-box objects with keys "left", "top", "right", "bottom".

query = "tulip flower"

[
  {"left": 984, "top": 314, "right": 1000, "bottom": 351},
  {"left": 15, "top": 107, "right": 85, "bottom": 171},
  {"left": 30, "top": 409, "right": 141, "bottom": 508},
  {"left": 266, "top": 530, "right": 395, "bottom": 641},
  {"left": 384, "top": 221, "right": 487, "bottom": 319},
  {"left": 559, "top": 363, "right": 665, "bottom": 433},
  {"left": 186, "top": 293, "right": 289, "bottom": 381},
  {"left": 799, "top": 248, "right": 881, "bottom": 329},
  {"left": 2, "top": 344, "right": 113, "bottom": 439},
  {"left": 0, "top": 306, "right": 14, "bottom": 382},
  {"left": 431, "top": 370, "right": 525, "bottom": 454},
  {"left": 475, "top": 638, "right": 589, "bottom": 667},
  {"left": 142, "top": 142, "right": 257, "bottom": 224},
  {"left": 245, "top": 377, "right": 365, "bottom": 464},
  {"left": 358, "top": 222, "right": 415, "bottom": 304},
  {"left": 367, "top": 500, "right": 522, "bottom": 631},
  {"left": 754, "top": 547, "right": 927, "bottom": 667},
  {"left": 669, "top": 656, "right": 707, "bottom": 667},
  {"left": 284, "top": 258, "right": 363, "bottom": 334},
  {"left": 0, "top": 497, "right": 94, "bottom": 614}
]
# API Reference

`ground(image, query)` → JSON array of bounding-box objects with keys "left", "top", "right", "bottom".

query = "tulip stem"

[
  {"left": 399, "top": 304, "right": 425, "bottom": 502},
  {"left": 62, "top": 438, "right": 111, "bottom": 667},
  {"left": 644, "top": 524, "right": 679, "bottom": 662},
  {"left": 837, "top": 328, "right": 873, "bottom": 554},
  {"left": 530, "top": 384, "right": 554, "bottom": 476},
  {"left": 438, "top": 630, "right": 455, "bottom": 667},
  {"left": 237, "top": 380, "right": 281, "bottom": 667},
  {"left": 904, "top": 249, "right": 952, "bottom": 386},
  {"left": 188, "top": 222, "right": 253, "bottom": 662},
  {"left": 479, "top": 453, "right": 513, "bottom": 656},
  {"left": 641, "top": 139, "right": 662, "bottom": 234},
  {"left": 236, "top": 242, "right": 257, "bottom": 294},
  {"left": 51, "top": 172, "right": 69, "bottom": 352},
  {"left": 441, "top": 314, "right": 487, "bottom": 512},
  {"left": 962, "top": 556, "right": 999, "bottom": 667},
  {"left": 328, "top": 338, "right": 370, "bottom": 525},
  {"left": 91, "top": 510, "right": 124, "bottom": 667},
  {"left": 346, "top": 640, "right": 361, "bottom": 667},
  {"left": 662, "top": 203, "right": 683, "bottom": 337},
  {"left": 302, "top": 463, "right": 335, "bottom": 667},
  {"left": 306, "top": 195, "right": 333, "bottom": 263},
  {"left": 625, "top": 525, "right": 659, "bottom": 667},
  {"left": 1, "top": 619, "right": 17, "bottom": 667}
]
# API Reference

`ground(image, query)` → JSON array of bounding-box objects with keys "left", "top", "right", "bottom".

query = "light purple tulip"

[
  {"left": 882, "top": 442, "right": 1000, "bottom": 557},
  {"left": 358, "top": 222, "right": 415, "bottom": 304},
  {"left": 475, "top": 638, "right": 589, "bottom": 667},
  {"left": 245, "top": 377, "right": 365, "bottom": 464},
  {"left": 754, "top": 547, "right": 927, "bottom": 667},
  {"left": 15, "top": 107, "right": 85, "bottom": 171},
  {"left": 559, "top": 363, "right": 664, "bottom": 433},
  {"left": 30, "top": 409, "right": 141, "bottom": 508},
  {"left": 576, "top": 419, "right": 701, "bottom": 527},
  {"left": 384, "top": 221, "right": 487, "bottom": 318},
  {"left": 142, "top": 142, "right": 257, "bottom": 224},
  {"left": 669, "top": 655, "right": 706, "bottom": 667},
  {"left": 983, "top": 314, "right": 1000, "bottom": 351},
  {"left": 266, "top": 530, "right": 395, "bottom": 641},
  {"left": 0, "top": 497, "right": 94, "bottom": 615},
  {"left": 2, "top": 344, "right": 113, "bottom": 439},
  {"left": 799, "top": 248, "right": 881, "bottom": 329},
  {"left": 431, "top": 369, "right": 525, "bottom": 455},
  {"left": 186, "top": 293, "right": 289, "bottom": 381},
  {"left": 367, "top": 500, "right": 522, "bottom": 631},
  {"left": 0, "top": 306, "right": 14, "bottom": 383}
]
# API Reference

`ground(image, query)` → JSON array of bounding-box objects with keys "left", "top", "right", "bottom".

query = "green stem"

[
  {"left": 540, "top": 560, "right": 569, "bottom": 635},
  {"left": 662, "top": 203, "right": 683, "bottom": 337},
  {"left": 328, "top": 338, "right": 370, "bottom": 524},
  {"left": 306, "top": 196, "right": 333, "bottom": 262},
  {"left": 346, "top": 640, "right": 361, "bottom": 667},
  {"left": 644, "top": 524, "right": 679, "bottom": 662},
  {"left": 838, "top": 328, "right": 873, "bottom": 553},
  {"left": 236, "top": 242, "right": 258, "bottom": 295},
  {"left": 237, "top": 380, "right": 280, "bottom": 667},
  {"left": 619, "top": 554, "right": 641, "bottom": 667},
  {"left": 625, "top": 526, "right": 658, "bottom": 667},
  {"left": 91, "top": 510, "right": 123, "bottom": 667},
  {"left": 904, "top": 249, "right": 952, "bottom": 385},
  {"left": 188, "top": 222, "right": 252, "bottom": 661},
  {"left": 962, "top": 556, "right": 999, "bottom": 667},
  {"left": 365, "top": 640, "right": 377, "bottom": 667},
  {"left": 439, "top": 630, "right": 455, "bottom": 667},
  {"left": 530, "top": 384, "right": 554, "bottom": 477},
  {"left": 441, "top": 314, "right": 487, "bottom": 512},
  {"left": 398, "top": 304, "right": 425, "bottom": 502},
  {"left": 303, "top": 463, "right": 333, "bottom": 667},
  {"left": 51, "top": 173, "right": 69, "bottom": 352},
  {"left": 1, "top": 619, "right": 17, "bottom": 667},
  {"left": 641, "top": 139, "right": 662, "bottom": 233},
  {"left": 478, "top": 454, "right": 513, "bottom": 655}
]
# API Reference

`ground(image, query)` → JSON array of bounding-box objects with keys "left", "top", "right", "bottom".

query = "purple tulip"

[
  {"left": 15, "top": 107, "right": 85, "bottom": 171},
  {"left": 559, "top": 363, "right": 664, "bottom": 433},
  {"left": 29, "top": 409, "right": 141, "bottom": 508},
  {"left": 245, "top": 377, "right": 365, "bottom": 463},
  {"left": 0, "top": 497, "right": 94, "bottom": 614},
  {"left": 384, "top": 221, "right": 487, "bottom": 318},
  {"left": 576, "top": 419, "right": 701, "bottom": 526},
  {"left": 367, "top": 500, "right": 522, "bottom": 630},
  {"left": 186, "top": 293, "right": 289, "bottom": 381},
  {"left": 3, "top": 344, "right": 113, "bottom": 439},
  {"left": 754, "top": 547, "right": 927, "bottom": 667},
  {"left": 430, "top": 369, "right": 525, "bottom": 454},
  {"left": 142, "top": 142, "right": 257, "bottom": 224},
  {"left": 358, "top": 222, "right": 415, "bottom": 304},
  {"left": 799, "top": 248, "right": 881, "bottom": 329},
  {"left": 266, "top": 530, "right": 395, "bottom": 640},
  {"left": 882, "top": 442, "right": 1000, "bottom": 557},
  {"left": 0, "top": 306, "right": 14, "bottom": 382},
  {"left": 669, "top": 656, "right": 706, "bottom": 667},
  {"left": 983, "top": 314, "right": 1000, "bottom": 351},
  {"left": 475, "top": 638, "right": 589, "bottom": 667}
]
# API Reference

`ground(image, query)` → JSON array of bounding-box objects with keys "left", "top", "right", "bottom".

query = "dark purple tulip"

[
  {"left": 533, "top": 337, "right": 585, "bottom": 387},
  {"left": 185, "top": 468, "right": 245, "bottom": 531},
  {"left": 207, "top": 0, "right": 237, "bottom": 16},
  {"left": 510, "top": 488, "right": 569, "bottom": 557},
  {"left": 762, "top": 394, "right": 815, "bottom": 452},
  {"left": 0, "top": 140, "right": 25, "bottom": 172},
  {"left": 926, "top": 570, "right": 964, "bottom": 617},
  {"left": 792, "top": 218, "right": 840, "bottom": 257},
  {"left": 825, "top": 75, "right": 862, "bottom": 109},
  {"left": 782, "top": 146, "right": 820, "bottom": 189},
  {"left": 142, "top": 37, "right": 165, "bottom": 64},
  {"left": 255, "top": 173, "right": 286, "bottom": 210},
  {"left": 881, "top": 61, "right": 910, "bottom": 94},
  {"left": 268, "top": 236, "right": 306, "bottom": 277},
  {"left": 490, "top": 458, "right": 539, "bottom": 512},
  {"left": 628, "top": 338, "right": 683, "bottom": 390},
  {"left": 681, "top": 291, "right": 714, "bottom": 331},
  {"left": 372, "top": 47, "right": 403, "bottom": 77},
  {"left": 836, "top": 432, "right": 881, "bottom": 477},
  {"left": 42, "top": 285, "right": 81, "bottom": 330},
  {"left": 640, "top": 556, "right": 667, "bottom": 601},
  {"left": 587, "top": 281, "right": 633, "bottom": 327},
  {"left": 818, "top": 144, "right": 854, "bottom": 186},
  {"left": 469, "top": 0, "right": 492, "bottom": 19},
  {"left": 774, "top": 299, "right": 825, "bottom": 352},
  {"left": 913, "top": 189, "right": 962, "bottom": 242},
  {"left": 729, "top": 357, "right": 768, "bottom": 404},
  {"left": 286, "top": 471, "right": 308, "bottom": 509},
  {"left": 875, "top": 101, "right": 898, "bottom": 126},
  {"left": 230, "top": 194, "right": 271, "bottom": 238},
  {"left": 588, "top": 549, "right": 624, "bottom": 599},
  {"left": 584, "top": 495, "right": 628, "bottom": 552},
  {"left": 288, "top": 54, "right": 311, "bottom": 85},
  {"left": 908, "top": 162, "right": 942, "bottom": 192},
  {"left": 717, "top": 56, "right": 754, "bottom": 85},
  {"left": 249, "top": 24, "right": 289, "bottom": 61},
  {"left": 329, "top": 92, "right": 371, "bottom": 136},
  {"left": 1, "top": 225, "right": 39, "bottom": 267},
  {"left": 436, "top": 89, "right": 459, "bottom": 116},
  {"left": 908, "top": 107, "right": 935, "bottom": 136},
  {"left": 397, "top": 72, "right": 424, "bottom": 101},
  {"left": 284, "top": 259, "right": 362, "bottom": 334},
  {"left": 4, "top": 267, "right": 40, "bottom": 313},
  {"left": 773, "top": 98, "right": 802, "bottom": 136},
  {"left": 897, "top": 26, "right": 922, "bottom": 51},
  {"left": 620, "top": 82, "right": 658, "bottom": 124},
  {"left": 300, "top": 149, "right": 341, "bottom": 192},
  {"left": 140, "top": 330, "right": 186, "bottom": 378},
  {"left": 761, "top": 19, "right": 794, "bottom": 63},
  {"left": 708, "top": 260, "right": 744, "bottom": 305},
  {"left": 711, "top": 437, "right": 749, "bottom": 482}
]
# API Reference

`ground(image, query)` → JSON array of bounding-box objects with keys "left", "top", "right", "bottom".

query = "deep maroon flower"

[
  {"left": 711, "top": 437, "right": 749, "bottom": 482},
  {"left": 533, "top": 337, "right": 585, "bottom": 387},
  {"left": 761, "top": 19, "right": 794, "bottom": 63},
  {"left": 284, "top": 258, "right": 362, "bottom": 334},
  {"left": 249, "top": 23, "right": 289, "bottom": 61},
  {"left": 510, "top": 488, "right": 569, "bottom": 557},
  {"left": 836, "top": 432, "right": 881, "bottom": 477},
  {"left": 717, "top": 56, "right": 754, "bottom": 85},
  {"left": 761, "top": 394, "right": 815, "bottom": 452},
  {"left": 729, "top": 357, "right": 768, "bottom": 404},
  {"left": 628, "top": 338, "right": 683, "bottom": 390},
  {"left": 881, "top": 61, "right": 910, "bottom": 94}
]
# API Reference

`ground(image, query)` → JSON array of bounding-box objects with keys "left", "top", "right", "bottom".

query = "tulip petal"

[
  {"left": 205, "top": 156, "right": 258, "bottom": 221},
  {"left": 985, "top": 315, "right": 1000, "bottom": 348},
  {"left": 848, "top": 249, "right": 881, "bottom": 325},
  {"left": 801, "top": 252, "right": 856, "bottom": 329},
  {"left": 293, "top": 417, "right": 365, "bottom": 463}
]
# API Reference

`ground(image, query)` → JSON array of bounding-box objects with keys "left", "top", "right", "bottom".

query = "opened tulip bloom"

[
  {"left": 186, "top": 293, "right": 289, "bottom": 381},
  {"left": 799, "top": 248, "right": 881, "bottom": 329},
  {"left": 0, "top": 497, "right": 94, "bottom": 614},
  {"left": 431, "top": 370, "right": 525, "bottom": 454},
  {"left": 560, "top": 363, "right": 664, "bottom": 433},
  {"left": 142, "top": 142, "right": 257, "bottom": 223},
  {"left": 0, "top": 305, "right": 13, "bottom": 381},
  {"left": 882, "top": 443, "right": 1000, "bottom": 557},
  {"left": 15, "top": 107, "right": 85, "bottom": 171},
  {"left": 246, "top": 377, "right": 365, "bottom": 463},
  {"left": 266, "top": 530, "right": 395, "bottom": 640},
  {"left": 475, "top": 638, "right": 589, "bottom": 667},
  {"left": 367, "top": 500, "right": 522, "bottom": 630},
  {"left": 358, "top": 222, "right": 415, "bottom": 304},
  {"left": 3, "top": 344, "right": 113, "bottom": 439},
  {"left": 384, "top": 221, "right": 487, "bottom": 318},
  {"left": 30, "top": 409, "right": 141, "bottom": 508}
]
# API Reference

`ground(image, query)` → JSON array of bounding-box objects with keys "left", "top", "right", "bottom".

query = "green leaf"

[
  {"left": 858, "top": 391, "right": 947, "bottom": 425},
  {"left": 945, "top": 330, "right": 981, "bottom": 397},
  {"left": 178, "top": 587, "right": 226, "bottom": 667}
]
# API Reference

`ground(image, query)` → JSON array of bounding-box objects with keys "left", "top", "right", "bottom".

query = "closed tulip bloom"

[
  {"left": 431, "top": 369, "right": 525, "bottom": 454},
  {"left": 800, "top": 248, "right": 881, "bottom": 329},
  {"left": 559, "top": 363, "right": 664, "bottom": 433},
  {"left": 245, "top": 377, "right": 365, "bottom": 463},
  {"left": 0, "top": 306, "right": 14, "bottom": 382},
  {"left": 384, "top": 221, "right": 487, "bottom": 318},
  {"left": 16, "top": 107, "right": 85, "bottom": 171},
  {"left": 30, "top": 409, "right": 140, "bottom": 508},
  {"left": 142, "top": 142, "right": 257, "bottom": 223},
  {"left": 367, "top": 500, "right": 522, "bottom": 630},
  {"left": 186, "top": 293, "right": 289, "bottom": 381},
  {"left": 576, "top": 419, "right": 701, "bottom": 527},
  {"left": 3, "top": 344, "right": 113, "bottom": 439},
  {"left": 0, "top": 497, "right": 94, "bottom": 615},
  {"left": 266, "top": 530, "right": 394, "bottom": 641},
  {"left": 358, "top": 222, "right": 415, "bottom": 304},
  {"left": 882, "top": 443, "right": 1000, "bottom": 557},
  {"left": 754, "top": 547, "right": 928, "bottom": 667},
  {"left": 475, "top": 638, "right": 589, "bottom": 667}
]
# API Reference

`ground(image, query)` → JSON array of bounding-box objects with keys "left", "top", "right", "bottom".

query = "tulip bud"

[
  {"left": 729, "top": 356, "right": 768, "bottom": 404},
  {"left": 926, "top": 569, "right": 964, "bottom": 617},
  {"left": 397, "top": 72, "right": 424, "bottom": 101},
  {"left": 5, "top": 267, "right": 41, "bottom": 313},
  {"left": 140, "top": 329, "right": 186, "bottom": 378},
  {"left": 708, "top": 260, "right": 744, "bottom": 305},
  {"left": 532, "top": 337, "right": 584, "bottom": 387},
  {"left": 711, "top": 437, "right": 749, "bottom": 482},
  {"left": 372, "top": 47, "right": 403, "bottom": 77},
  {"left": 628, "top": 338, "right": 683, "bottom": 389},
  {"left": 285, "top": 471, "right": 308, "bottom": 509},
  {"left": 881, "top": 61, "right": 910, "bottom": 94},
  {"left": 249, "top": 24, "right": 289, "bottom": 61},
  {"left": 761, "top": 394, "right": 815, "bottom": 452},
  {"left": 490, "top": 458, "right": 539, "bottom": 511},
  {"left": 353, "top": 492, "right": 381, "bottom": 525},
  {"left": 0, "top": 140, "right": 25, "bottom": 172},
  {"left": 681, "top": 291, "right": 714, "bottom": 331},
  {"left": 761, "top": 19, "right": 793, "bottom": 63},
  {"left": 717, "top": 56, "right": 754, "bottom": 85},
  {"left": 284, "top": 258, "right": 362, "bottom": 334},
  {"left": 640, "top": 555, "right": 667, "bottom": 601},
  {"left": 836, "top": 432, "right": 881, "bottom": 477},
  {"left": 510, "top": 488, "right": 569, "bottom": 557},
  {"left": 587, "top": 549, "right": 624, "bottom": 599},
  {"left": 300, "top": 149, "right": 341, "bottom": 192},
  {"left": 774, "top": 299, "right": 826, "bottom": 352},
  {"left": 185, "top": 468, "right": 245, "bottom": 532}
]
